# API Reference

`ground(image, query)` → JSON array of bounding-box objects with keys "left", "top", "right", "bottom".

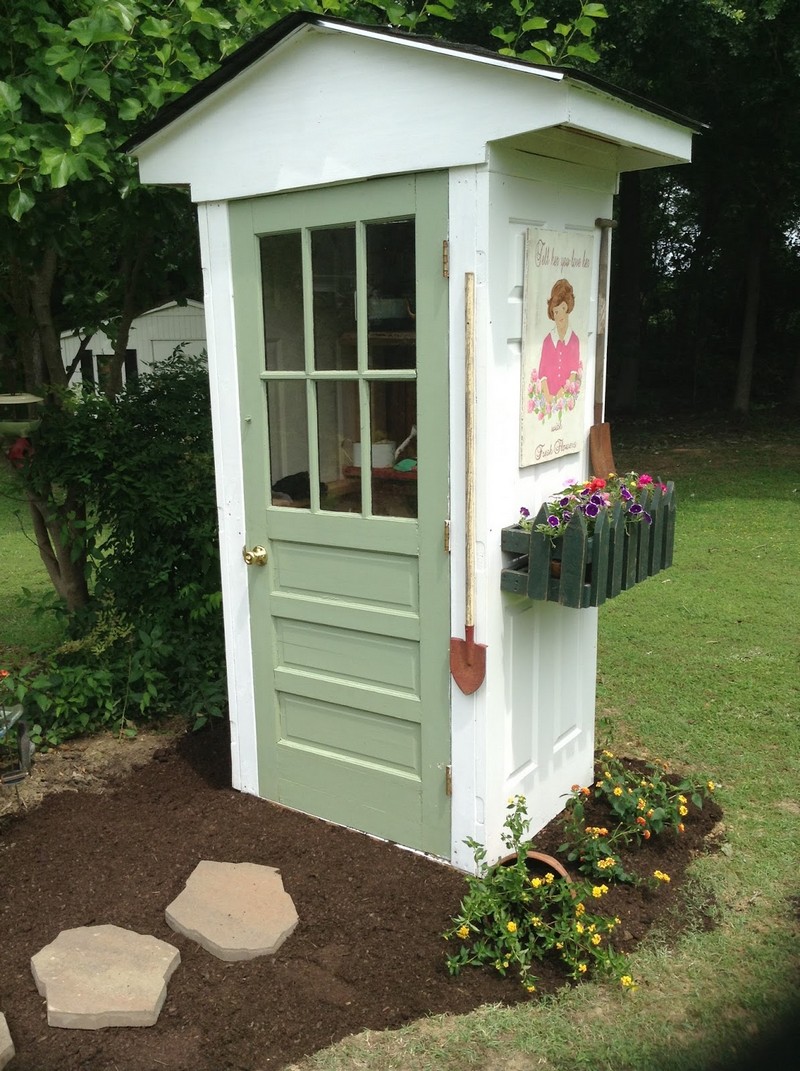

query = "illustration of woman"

[
  {"left": 527, "top": 278, "right": 583, "bottom": 422},
  {"left": 539, "top": 278, "right": 580, "bottom": 399}
]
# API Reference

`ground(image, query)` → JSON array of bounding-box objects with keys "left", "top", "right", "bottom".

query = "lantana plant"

[
  {"left": 519, "top": 472, "right": 669, "bottom": 540},
  {"left": 559, "top": 751, "right": 717, "bottom": 883},
  {"left": 444, "top": 795, "right": 634, "bottom": 993}
]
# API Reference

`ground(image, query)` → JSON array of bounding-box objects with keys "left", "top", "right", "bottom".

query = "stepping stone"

[
  {"left": 31, "top": 925, "right": 180, "bottom": 1029},
  {"left": 0, "top": 1013, "right": 14, "bottom": 1070},
  {"left": 165, "top": 860, "right": 298, "bottom": 961}
]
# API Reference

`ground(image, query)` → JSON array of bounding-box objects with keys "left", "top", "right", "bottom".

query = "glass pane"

[
  {"left": 260, "top": 232, "right": 304, "bottom": 371},
  {"left": 268, "top": 381, "right": 311, "bottom": 508},
  {"left": 312, "top": 227, "right": 357, "bottom": 370},
  {"left": 317, "top": 380, "right": 362, "bottom": 514},
  {"left": 370, "top": 380, "right": 417, "bottom": 518},
  {"left": 367, "top": 220, "right": 416, "bottom": 370}
]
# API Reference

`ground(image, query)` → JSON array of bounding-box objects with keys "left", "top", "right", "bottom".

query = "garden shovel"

[
  {"left": 450, "top": 272, "right": 487, "bottom": 695},
  {"left": 589, "top": 218, "right": 618, "bottom": 479}
]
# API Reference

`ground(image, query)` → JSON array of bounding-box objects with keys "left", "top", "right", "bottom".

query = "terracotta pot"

[{"left": 497, "top": 850, "right": 572, "bottom": 883}]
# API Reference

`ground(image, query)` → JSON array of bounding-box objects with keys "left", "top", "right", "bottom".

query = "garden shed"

[
  {"left": 60, "top": 299, "right": 207, "bottom": 387},
  {"left": 125, "top": 13, "right": 697, "bottom": 868}
]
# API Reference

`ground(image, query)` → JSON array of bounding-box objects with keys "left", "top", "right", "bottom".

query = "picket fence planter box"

[{"left": 501, "top": 482, "right": 676, "bottom": 609}]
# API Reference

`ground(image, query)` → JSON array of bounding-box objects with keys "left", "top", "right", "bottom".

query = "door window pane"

[
  {"left": 261, "top": 233, "right": 304, "bottom": 371},
  {"left": 312, "top": 226, "right": 357, "bottom": 370},
  {"left": 317, "top": 380, "right": 361, "bottom": 514},
  {"left": 367, "top": 220, "right": 416, "bottom": 370},
  {"left": 370, "top": 380, "right": 417, "bottom": 519},
  {"left": 268, "top": 381, "right": 311, "bottom": 508}
]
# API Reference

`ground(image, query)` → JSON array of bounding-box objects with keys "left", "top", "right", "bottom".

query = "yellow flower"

[
  {"left": 575, "top": 902, "right": 586, "bottom": 916},
  {"left": 578, "top": 963, "right": 588, "bottom": 974},
  {"left": 506, "top": 921, "right": 518, "bottom": 933},
  {"left": 531, "top": 915, "right": 542, "bottom": 927},
  {"left": 679, "top": 805, "right": 688, "bottom": 816},
  {"left": 544, "top": 872, "right": 555, "bottom": 884},
  {"left": 637, "top": 797, "right": 647, "bottom": 811},
  {"left": 653, "top": 870, "right": 671, "bottom": 883},
  {"left": 613, "top": 786, "right": 623, "bottom": 797},
  {"left": 530, "top": 877, "right": 543, "bottom": 889},
  {"left": 602, "top": 749, "right": 614, "bottom": 758},
  {"left": 591, "top": 885, "right": 608, "bottom": 898},
  {"left": 621, "top": 975, "right": 635, "bottom": 988},
  {"left": 526, "top": 984, "right": 536, "bottom": 993},
  {"left": 596, "top": 780, "right": 605, "bottom": 789},
  {"left": 575, "top": 921, "right": 585, "bottom": 934},
  {"left": 678, "top": 794, "right": 687, "bottom": 804},
  {"left": 456, "top": 924, "right": 470, "bottom": 939},
  {"left": 555, "top": 941, "right": 564, "bottom": 949},
  {"left": 707, "top": 780, "right": 716, "bottom": 792},
  {"left": 591, "top": 933, "right": 602, "bottom": 946}
]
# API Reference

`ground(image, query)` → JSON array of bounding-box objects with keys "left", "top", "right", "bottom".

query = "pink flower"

[{"left": 637, "top": 474, "right": 653, "bottom": 487}]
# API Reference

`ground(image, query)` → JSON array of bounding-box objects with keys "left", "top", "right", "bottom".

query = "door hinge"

[
  {"left": 442, "top": 239, "right": 449, "bottom": 279},
  {"left": 445, "top": 764, "right": 452, "bottom": 797},
  {"left": 443, "top": 519, "right": 451, "bottom": 553}
]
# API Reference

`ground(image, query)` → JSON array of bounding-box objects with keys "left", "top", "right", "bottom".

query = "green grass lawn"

[
  {"left": 0, "top": 465, "right": 66, "bottom": 662},
  {"left": 292, "top": 415, "right": 800, "bottom": 1071},
  {"left": 2, "top": 417, "right": 799, "bottom": 1069}
]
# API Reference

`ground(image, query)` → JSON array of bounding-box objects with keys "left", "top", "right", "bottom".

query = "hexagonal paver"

[
  {"left": 0, "top": 1012, "right": 14, "bottom": 1069},
  {"left": 165, "top": 860, "right": 298, "bottom": 961},
  {"left": 31, "top": 925, "right": 180, "bottom": 1029}
]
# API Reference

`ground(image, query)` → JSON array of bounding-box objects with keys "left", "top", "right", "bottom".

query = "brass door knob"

[{"left": 242, "top": 545, "right": 268, "bottom": 566}]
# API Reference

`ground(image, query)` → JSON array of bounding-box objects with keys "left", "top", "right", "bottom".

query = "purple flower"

[
  {"left": 547, "top": 514, "right": 561, "bottom": 528},
  {"left": 590, "top": 493, "right": 605, "bottom": 507},
  {"left": 628, "top": 503, "right": 643, "bottom": 516},
  {"left": 520, "top": 507, "right": 530, "bottom": 519},
  {"left": 620, "top": 486, "right": 633, "bottom": 501},
  {"left": 559, "top": 496, "right": 571, "bottom": 507},
  {"left": 584, "top": 502, "right": 600, "bottom": 518},
  {"left": 643, "top": 511, "right": 652, "bottom": 525}
]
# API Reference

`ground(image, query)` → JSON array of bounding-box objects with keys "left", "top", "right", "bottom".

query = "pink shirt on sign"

[{"left": 539, "top": 328, "right": 580, "bottom": 394}]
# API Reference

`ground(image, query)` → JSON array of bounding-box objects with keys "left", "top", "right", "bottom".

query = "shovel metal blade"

[{"left": 450, "top": 626, "right": 487, "bottom": 695}]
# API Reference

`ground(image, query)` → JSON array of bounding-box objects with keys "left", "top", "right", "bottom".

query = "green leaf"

[
  {"left": 8, "top": 186, "right": 35, "bottom": 221},
  {"left": 554, "top": 22, "right": 571, "bottom": 37},
  {"left": 83, "top": 69, "right": 112, "bottom": 101},
  {"left": 67, "top": 116, "right": 106, "bottom": 147},
  {"left": 566, "top": 42, "right": 600, "bottom": 62},
  {"left": 56, "top": 57, "right": 82, "bottom": 83},
  {"left": 522, "top": 17, "right": 549, "bottom": 31},
  {"left": 68, "top": 15, "right": 130, "bottom": 46},
  {"left": 583, "top": 3, "right": 609, "bottom": 17},
  {"left": 43, "top": 45, "right": 76, "bottom": 67},
  {"left": 190, "top": 8, "right": 233, "bottom": 29},
  {"left": 491, "top": 26, "right": 517, "bottom": 44},
  {"left": 39, "top": 147, "right": 75, "bottom": 187},
  {"left": 29, "top": 78, "right": 72, "bottom": 115},
  {"left": 118, "top": 97, "right": 144, "bottom": 121},
  {"left": 140, "top": 16, "right": 175, "bottom": 38},
  {"left": 0, "top": 81, "right": 22, "bottom": 113},
  {"left": 575, "top": 16, "right": 597, "bottom": 37},
  {"left": 426, "top": 4, "right": 455, "bottom": 18},
  {"left": 530, "top": 39, "right": 557, "bottom": 60}
]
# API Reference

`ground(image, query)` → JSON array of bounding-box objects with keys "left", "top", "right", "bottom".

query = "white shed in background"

[
  {"left": 124, "top": 13, "right": 698, "bottom": 869},
  {"left": 60, "top": 299, "right": 207, "bottom": 386}
]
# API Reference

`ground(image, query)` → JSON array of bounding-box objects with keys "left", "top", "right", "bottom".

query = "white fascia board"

[
  {"left": 315, "top": 19, "right": 564, "bottom": 81},
  {"left": 565, "top": 83, "right": 694, "bottom": 166}
]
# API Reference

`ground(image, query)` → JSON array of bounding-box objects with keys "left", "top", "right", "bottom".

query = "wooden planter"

[{"left": 500, "top": 482, "right": 676, "bottom": 609}]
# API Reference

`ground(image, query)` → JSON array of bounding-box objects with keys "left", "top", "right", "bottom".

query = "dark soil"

[{"left": 0, "top": 725, "right": 722, "bottom": 1071}]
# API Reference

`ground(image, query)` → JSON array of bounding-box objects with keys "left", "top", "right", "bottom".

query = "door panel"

[{"left": 230, "top": 173, "right": 451, "bottom": 857}]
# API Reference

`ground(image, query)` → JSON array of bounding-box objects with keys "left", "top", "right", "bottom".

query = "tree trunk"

[
  {"left": 27, "top": 247, "right": 68, "bottom": 391},
  {"left": 608, "top": 171, "right": 643, "bottom": 413},
  {"left": 732, "top": 227, "right": 766, "bottom": 416},
  {"left": 104, "top": 235, "right": 153, "bottom": 399},
  {"left": 24, "top": 486, "right": 90, "bottom": 612}
]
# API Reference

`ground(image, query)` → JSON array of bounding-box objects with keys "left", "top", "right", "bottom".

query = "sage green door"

[{"left": 230, "top": 173, "right": 451, "bottom": 858}]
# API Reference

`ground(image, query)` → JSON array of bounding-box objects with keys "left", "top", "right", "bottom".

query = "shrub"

[{"left": 9, "top": 351, "right": 225, "bottom": 742}]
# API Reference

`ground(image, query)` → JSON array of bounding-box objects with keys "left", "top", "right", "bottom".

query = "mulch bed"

[{"left": 0, "top": 725, "right": 722, "bottom": 1071}]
